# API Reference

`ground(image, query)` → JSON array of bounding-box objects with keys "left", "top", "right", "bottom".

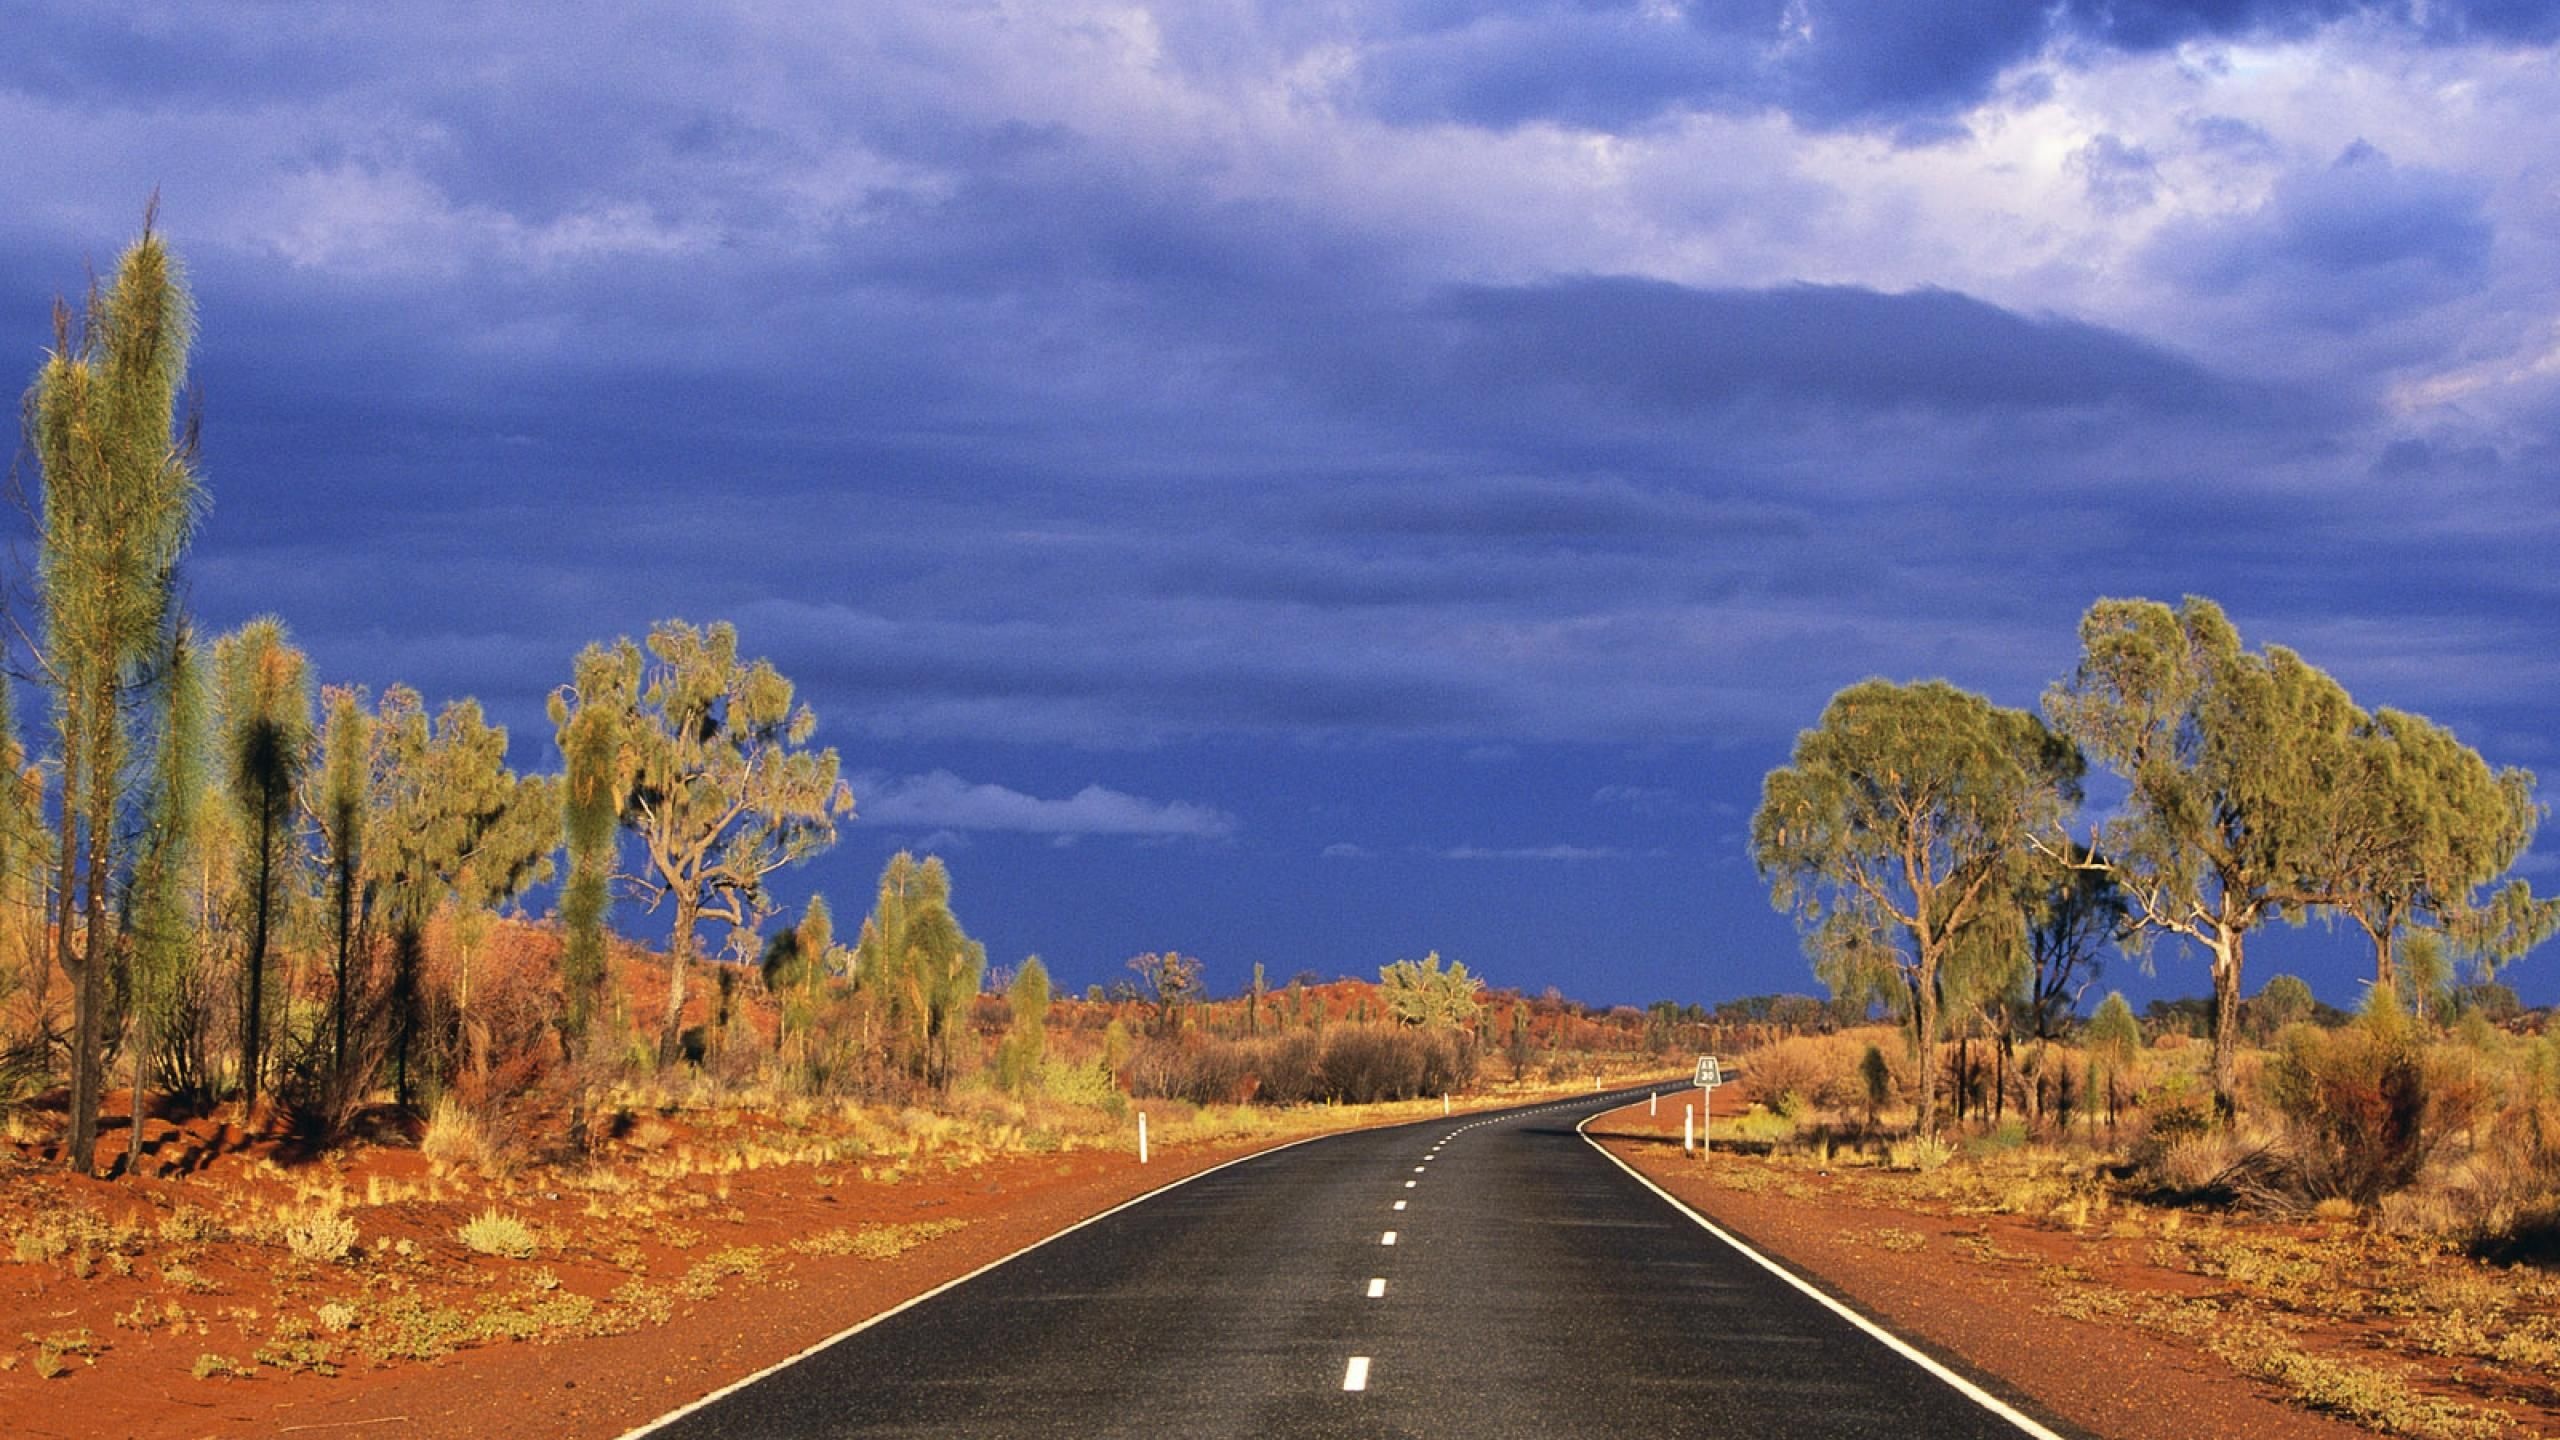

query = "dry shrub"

[
  {"left": 1127, "top": 1026, "right": 1477, "bottom": 1107},
  {"left": 1739, "top": 1028, "right": 1905, "bottom": 1113},
  {"left": 420, "top": 1095, "right": 498, "bottom": 1174},
  {"left": 2267, "top": 1004, "right": 2474, "bottom": 1208}
]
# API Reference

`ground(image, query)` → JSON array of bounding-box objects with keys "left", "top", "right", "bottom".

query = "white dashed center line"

[
  {"left": 1393, "top": 1200, "right": 1407, "bottom": 1211},
  {"left": 1368, "top": 1277, "right": 1387, "bottom": 1298},
  {"left": 1381, "top": 1230, "right": 1398, "bottom": 1246},
  {"left": 1405, "top": 1180, "right": 1417, "bottom": 1188},
  {"left": 1343, "top": 1356, "right": 1371, "bottom": 1391}
]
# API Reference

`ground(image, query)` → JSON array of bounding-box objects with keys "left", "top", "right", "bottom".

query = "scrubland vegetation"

[{"left": 0, "top": 216, "right": 1715, "bottom": 1405}]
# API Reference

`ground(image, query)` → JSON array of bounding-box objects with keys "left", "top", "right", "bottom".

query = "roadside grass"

[{"left": 1631, "top": 1090, "right": 2560, "bottom": 1440}]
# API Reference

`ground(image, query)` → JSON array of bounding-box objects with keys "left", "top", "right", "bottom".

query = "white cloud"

[
  {"left": 1591, "top": 783, "right": 1681, "bottom": 815},
  {"left": 857, "top": 769, "right": 1236, "bottom": 840},
  {"left": 1432, "top": 844, "right": 1653, "bottom": 861}
]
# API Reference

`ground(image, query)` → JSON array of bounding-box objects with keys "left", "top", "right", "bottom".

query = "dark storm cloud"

[
  {"left": 2147, "top": 141, "right": 2494, "bottom": 334},
  {"left": 1347, "top": 0, "right": 2558, "bottom": 133},
  {"left": 1419, "top": 277, "right": 2255, "bottom": 416}
]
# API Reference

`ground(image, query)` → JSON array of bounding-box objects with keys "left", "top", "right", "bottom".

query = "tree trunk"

[
  {"left": 242, "top": 800, "right": 274, "bottom": 1112},
  {"left": 67, "top": 803, "right": 111, "bottom": 1176},
  {"left": 2209, "top": 928, "right": 2244, "bottom": 1120},
  {"left": 127, "top": 1011, "right": 148, "bottom": 1171},
  {"left": 658, "top": 899, "right": 697, "bottom": 1068},
  {"left": 1912, "top": 963, "right": 1942, "bottom": 1137},
  {"left": 2370, "top": 926, "right": 2397, "bottom": 1003},
  {"left": 1994, "top": 1033, "right": 2009, "bottom": 1124}
]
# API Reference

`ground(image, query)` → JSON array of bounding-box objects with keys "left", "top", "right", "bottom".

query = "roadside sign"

[{"left": 1694, "top": 1055, "right": 1722, "bottom": 1089}]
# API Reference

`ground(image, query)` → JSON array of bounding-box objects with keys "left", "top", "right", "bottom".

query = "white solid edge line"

[
  {"left": 619, "top": 1124, "right": 1352, "bottom": 1440},
  {"left": 1575, "top": 1113, "right": 2066, "bottom": 1440}
]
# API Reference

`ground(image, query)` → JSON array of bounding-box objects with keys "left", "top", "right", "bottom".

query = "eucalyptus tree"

[
  {"left": 2046, "top": 596, "right": 2366, "bottom": 1117},
  {"left": 2319, "top": 707, "right": 2548, "bottom": 992},
  {"left": 853, "top": 851, "right": 983, "bottom": 1089},
  {"left": 25, "top": 213, "right": 203, "bottom": 1170},
  {"left": 553, "top": 622, "right": 851, "bottom": 1066},
  {"left": 2019, "top": 840, "right": 2127, "bottom": 1041},
  {"left": 1751, "top": 678, "right": 2082, "bottom": 1135}
]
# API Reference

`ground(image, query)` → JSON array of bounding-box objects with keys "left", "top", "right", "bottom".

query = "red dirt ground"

[{"left": 1590, "top": 1092, "right": 2536, "bottom": 1440}]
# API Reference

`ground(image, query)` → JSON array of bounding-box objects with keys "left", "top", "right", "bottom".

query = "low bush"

[{"left": 1126, "top": 1026, "right": 1479, "bottom": 1106}]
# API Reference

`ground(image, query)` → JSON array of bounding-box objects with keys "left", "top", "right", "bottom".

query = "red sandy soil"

[
  {"left": 1, "top": 1083, "right": 1631, "bottom": 1440},
  {"left": 1590, "top": 1093, "right": 2548, "bottom": 1440}
]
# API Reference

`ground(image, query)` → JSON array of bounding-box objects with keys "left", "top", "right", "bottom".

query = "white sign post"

[{"left": 1693, "top": 1055, "right": 1724, "bottom": 1157}]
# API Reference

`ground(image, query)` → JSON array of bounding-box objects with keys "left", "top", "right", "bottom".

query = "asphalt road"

[{"left": 633, "top": 1087, "right": 2069, "bottom": 1439}]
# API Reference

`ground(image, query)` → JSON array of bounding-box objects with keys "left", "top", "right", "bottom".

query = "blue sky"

[{"left": 5, "top": 2, "right": 2557, "bottom": 1012}]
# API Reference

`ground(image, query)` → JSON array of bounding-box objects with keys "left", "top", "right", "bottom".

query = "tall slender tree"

[
  {"left": 311, "top": 686, "right": 370, "bottom": 1085},
  {"left": 1752, "top": 679, "right": 2082, "bottom": 1135},
  {"left": 553, "top": 679, "right": 620, "bottom": 1058},
  {"left": 124, "top": 623, "right": 204, "bottom": 1166},
  {"left": 215, "top": 618, "right": 312, "bottom": 1113},
  {"left": 28, "top": 210, "right": 204, "bottom": 1170}
]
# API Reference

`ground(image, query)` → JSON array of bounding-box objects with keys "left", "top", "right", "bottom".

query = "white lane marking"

[
  {"left": 622, "top": 1126, "right": 1360, "bottom": 1440},
  {"left": 1343, "top": 1356, "right": 1371, "bottom": 1391},
  {"left": 1393, "top": 1200, "right": 1407, "bottom": 1211},
  {"left": 1381, "top": 1230, "right": 1398, "bottom": 1245},
  {"left": 1574, "top": 1112, "right": 2067, "bottom": 1440},
  {"left": 1413, "top": 1165, "right": 1426, "bottom": 1172},
  {"left": 1405, "top": 1180, "right": 1417, "bottom": 1188},
  {"left": 1367, "top": 1277, "right": 1387, "bottom": 1298}
]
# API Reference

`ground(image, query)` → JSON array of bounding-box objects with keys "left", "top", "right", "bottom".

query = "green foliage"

[
  {"left": 126, "top": 626, "right": 205, "bottom": 1104},
  {"left": 28, "top": 209, "right": 205, "bottom": 1168},
  {"left": 1860, "top": 1044, "right": 1891, "bottom": 1119},
  {"left": 559, "top": 622, "right": 852, "bottom": 1066},
  {"left": 994, "top": 956, "right": 1051, "bottom": 1094},
  {"left": 2086, "top": 991, "right": 2141, "bottom": 1071},
  {"left": 214, "top": 617, "right": 312, "bottom": 1109},
  {"left": 2252, "top": 973, "right": 2316, "bottom": 1039},
  {"left": 312, "top": 686, "right": 370, "bottom": 1092},
  {"left": 553, "top": 676, "right": 620, "bottom": 1050},
  {"left": 369, "top": 687, "right": 555, "bottom": 1104},
  {"left": 1753, "top": 678, "right": 2082, "bottom": 1134},
  {"left": 853, "top": 852, "right": 983, "bottom": 1090},
  {"left": 1378, "top": 950, "right": 1485, "bottom": 1029}
]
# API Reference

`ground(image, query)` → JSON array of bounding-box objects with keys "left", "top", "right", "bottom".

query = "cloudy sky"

[{"left": 5, "top": 2, "right": 2557, "bottom": 1009}]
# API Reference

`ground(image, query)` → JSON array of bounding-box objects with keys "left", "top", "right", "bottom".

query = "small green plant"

[
  {"left": 192, "top": 1352, "right": 249, "bottom": 1380},
  {"left": 457, "top": 1209, "right": 538, "bottom": 1259}
]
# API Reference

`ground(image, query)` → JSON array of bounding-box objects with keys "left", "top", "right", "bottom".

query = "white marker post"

[
  {"left": 1649, "top": 1091, "right": 1657, "bottom": 1116},
  {"left": 1684, "top": 1104, "right": 1694, "bottom": 1155},
  {"left": 1444, "top": 1094, "right": 1451, "bottom": 1116},
  {"left": 1138, "top": 1111, "right": 1149, "bottom": 1165}
]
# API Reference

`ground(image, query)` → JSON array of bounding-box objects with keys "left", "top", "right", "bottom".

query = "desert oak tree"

[{"left": 1752, "top": 678, "right": 2082, "bottom": 1136}]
